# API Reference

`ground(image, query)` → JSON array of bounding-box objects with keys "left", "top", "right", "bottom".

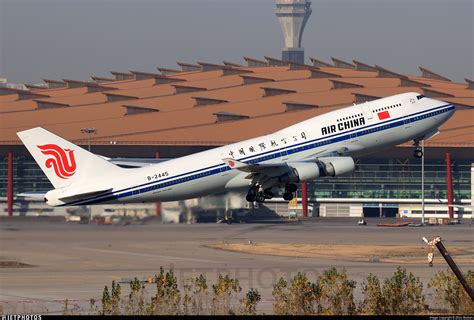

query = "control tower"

[{"left": 274, "top": 0, "right": 312, "bottom": 64}]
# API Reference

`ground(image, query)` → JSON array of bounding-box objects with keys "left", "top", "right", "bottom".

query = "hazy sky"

[{"left": 0, "top": 0, "right": 472, "bottom": 84}]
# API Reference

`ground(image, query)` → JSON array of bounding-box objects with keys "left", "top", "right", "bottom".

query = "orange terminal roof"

[{"left": 0, "top": 58, "right": 473, "bottom": 149}]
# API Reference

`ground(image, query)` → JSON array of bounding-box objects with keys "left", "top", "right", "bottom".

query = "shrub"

[
  {"left": 319, "top": 267, "right": 356, "bottom": 315},
  {"left": 125, "top": 277, "right": 147, "bottom": 315},
  {"left": 101, "top": 281, "right": 121, "bottom": 315},
  {"left": 101, "top": 285, "right": 111, "bottom": 315},
  {"left": 272, "top": 277, "right": 290, "bottom": 315},
  {"left": 429, "top": 269, "right": 474, "bottom": 314},
  {"left": 239, "top": 288, "right": 261, "bottom": 315},
  {"left": 359, "top": 274, "right": 384, "bottom": 315},
  {"left": 92, "top": 265, "right": 463, "bottom": 315},
  {"left": 212, "top": 274, "right": 241, "bottom": 315},
  {"left": 381, "top": 267, "right": 425, "bottom": 315},
  {"left": 183, "top": 274, "right": 209, "bottom": 315},
  {"left": 272, "top": 272, "right": 320, "bottom": 315},
  {"left": 110, "top": 280, "right": 121, "bottom": 315},
  {"left": 148, "top": 267, "right": 181, "bottom": 315}
]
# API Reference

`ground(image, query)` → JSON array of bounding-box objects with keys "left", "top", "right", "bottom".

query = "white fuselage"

[{"left": 64, "top": 92, "right": 455, "bottom": 206}]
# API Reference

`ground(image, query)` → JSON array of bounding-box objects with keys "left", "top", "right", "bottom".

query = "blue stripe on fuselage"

[{"left": 64, "top": 104, "right": 454, "bottom": 206}]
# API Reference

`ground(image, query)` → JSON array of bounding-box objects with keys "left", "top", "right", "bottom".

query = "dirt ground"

[
  {"left": 0, "top": 261, "right": 34, "bottom": 268},
  {"left": 208, "top": 243, "right": 474, "bottom": 264}
]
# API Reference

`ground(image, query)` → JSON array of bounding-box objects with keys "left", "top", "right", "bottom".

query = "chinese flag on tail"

[{"left": 377, "top": 111, "right": 391, "bottom": 120}]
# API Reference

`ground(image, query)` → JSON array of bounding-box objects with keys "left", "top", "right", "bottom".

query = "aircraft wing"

[
  {"left": 223, "top": 155, "right": 355, "bottom": 191},
  {"left": 222, "top": 158, "right": 287, "bottom": 173}
]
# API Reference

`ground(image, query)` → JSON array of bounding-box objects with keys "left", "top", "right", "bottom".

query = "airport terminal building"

[{"left": 1, "top": 57, "right": 473, "bottom": 219}]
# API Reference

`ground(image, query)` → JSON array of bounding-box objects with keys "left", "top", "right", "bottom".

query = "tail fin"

[{"left": 17, "top": 127, "right": 123, "bottom": 189}]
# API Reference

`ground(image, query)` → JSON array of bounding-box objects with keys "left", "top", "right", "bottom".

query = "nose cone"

[
  {"left": 449, "top": 104, "right": 456, "bottom": 116},
  {"left": 444, "top": 100, "right": 456, "bottom": 115},
  {"left": 436, "top": 99, "right": 456, "bottom": 123}
]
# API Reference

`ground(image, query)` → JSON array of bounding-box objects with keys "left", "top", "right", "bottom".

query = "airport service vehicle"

[{"left": 17, "top": 92, "right": 455, "bottom": 207}]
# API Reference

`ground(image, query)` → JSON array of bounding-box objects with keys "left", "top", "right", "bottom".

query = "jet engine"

[{"left": 279, "top": 157, "right": 355, "bottom": 183}]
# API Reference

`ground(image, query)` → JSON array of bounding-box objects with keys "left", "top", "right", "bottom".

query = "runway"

[{"left": 1, "top": 216, "right": 472, "bottom": 314}]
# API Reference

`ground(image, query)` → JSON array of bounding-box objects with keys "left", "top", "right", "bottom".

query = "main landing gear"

[
  {"left": 246, "top": 187, "right": 274, "bottom": 203},
  {"left": 413, "top": 139, "right": 423, "bottom": 158},
  {"left": 283, "top": 184, "right": 297, "bottom": 201},
  {"left": 246, "top": 183, "right": 297, "bottom": 203}
]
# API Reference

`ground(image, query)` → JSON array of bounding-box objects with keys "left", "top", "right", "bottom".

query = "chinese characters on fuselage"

[{"left": 228, "top": 131, "right": 307, "bottom": 158}]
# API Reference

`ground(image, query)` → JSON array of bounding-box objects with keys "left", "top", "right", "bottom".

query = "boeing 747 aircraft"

[{"left": 17, "top": 92, "right": 455, "bottom": 207}]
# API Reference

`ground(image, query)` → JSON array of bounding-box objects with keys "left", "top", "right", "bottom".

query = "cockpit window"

[{"left": 416, "top": 94, "right": 425, "bottom": 100}]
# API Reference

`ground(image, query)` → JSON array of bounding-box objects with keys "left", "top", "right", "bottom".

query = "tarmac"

[{"left": 0, "top": 216, "right": 473, "bottom": 314}]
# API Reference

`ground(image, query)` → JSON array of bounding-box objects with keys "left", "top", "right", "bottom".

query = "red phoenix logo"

[
  {"left": 37, "top": 144, "right": 77, "bottom": 179},
  {"left": 228, "top": 160, "right": 235, "bottom": 168}
]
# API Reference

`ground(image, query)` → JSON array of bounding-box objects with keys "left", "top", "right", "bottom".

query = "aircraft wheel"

[
  {"left": 264, "top": 190, "right": 273, "bottom": 199},
  {"left": 283, "top": 192, "right": 294, "bottom": 201},
  {"left": 246, "top": 193, "right": 256, "bottom": 202},
  {"left": 414, "top": 149, "right": 423, "bottom": 158},
  {"left": 256, "top": 193, "right": 266, "bottom": 203},
  {"left": 286, "top": 184, "right": 298, "bottom": 193}
]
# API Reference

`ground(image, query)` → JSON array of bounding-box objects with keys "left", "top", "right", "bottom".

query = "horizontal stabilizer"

[
  {"left": 58, "top": 188, "right": 113, "bottom": 202},
  {"left": 108, "top": 157, "right": 171, "bottom": 168},
  {"left": 17, "top": 192, "right": 47, "bottom": 200}
]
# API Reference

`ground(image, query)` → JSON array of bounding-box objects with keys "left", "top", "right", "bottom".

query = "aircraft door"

[
  {"left": 360, "top": 103, "right": 373, "bottom": 121},
  {"left": 404, "top": 98, "right": 416, "bottom": 129}
]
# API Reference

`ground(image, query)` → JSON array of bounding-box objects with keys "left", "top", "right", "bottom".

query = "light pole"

[
  {"left": 421, "top": 139, "right": 425, "bottom": 224},
  {"left": 80, "top": 128, "right": 97, "bottom": 152}
]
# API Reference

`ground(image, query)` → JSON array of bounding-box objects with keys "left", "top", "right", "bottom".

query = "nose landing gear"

[
  {"left": 413, "top": 139, "right": 423, "bottom": 158},
  {"left": 414, "top": 149, "right": 423, "bottom": 158}
]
